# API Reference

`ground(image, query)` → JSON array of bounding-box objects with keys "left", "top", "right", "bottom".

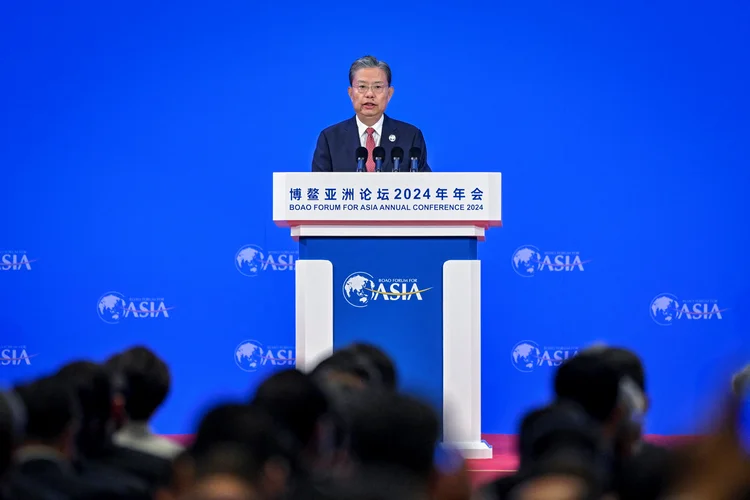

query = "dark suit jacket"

[
  {"left": 95, "top": 444, "right": 172, "bottom": 490},
  {"left": 312, "top": 115, "right": 431, "bottom": 172},
  {"left": 13, "top": 457, "right": 126, "bottom": 500},
  {"left": 3, "top": 473, "right": 67, "bottom": 500}
]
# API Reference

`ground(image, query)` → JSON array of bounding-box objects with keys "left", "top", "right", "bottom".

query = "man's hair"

[
  {"left": 191, "top": 403, "right": 294, "bottom": 478},
  {"left": 311, "top": 349, "right": 381, "bottom": 387},
  {"left": 251, "top": 369, "right": 329, "bottom": 450},
  {"left": 349, "top": 55, "right": 392, "bottom": 86},
  {"left": 517, "top": 402, "right": 603, "bottom": 469},
  {"left": 15, "top": 375, "right": 77, "bottom": 443},
  {"left": 732, "top": 364, "right": 750, "bottom": 395},
  {"left": 113, "top": 346, "right": 171, "bottom": 421},
  {"left": 345, "top": 343, "right": 397, "bottom": 391},
  {"left": 193, "top": 443, "right": 261, "bottom": 483},
  {"left": 553, "top": 352, "right": 622, "bottom": 423},
  {"left": 595, "top": 347, "right": 646, "bottom": 392},
  {"left": 346, "top": 390, "right": 439, "bottom": 479}
]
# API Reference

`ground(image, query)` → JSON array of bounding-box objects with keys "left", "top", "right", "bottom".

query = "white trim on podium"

[
  {"left": 295, "top": 260, "right": 334, "bottom": 373},
  {"left": 442, "top": 260, "right": 492, "bottom": 459},
  {"left": 291, "top": 225, "right": 486, "bottom": 240}
]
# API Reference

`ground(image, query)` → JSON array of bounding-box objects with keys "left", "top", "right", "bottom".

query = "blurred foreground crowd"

[{"left": 1, "top": 343, "right": 750, "bottom": 500}]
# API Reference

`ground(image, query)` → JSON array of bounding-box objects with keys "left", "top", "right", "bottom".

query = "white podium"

[{"left": 274, "top": 172, "right": 501, "bottom": 459}]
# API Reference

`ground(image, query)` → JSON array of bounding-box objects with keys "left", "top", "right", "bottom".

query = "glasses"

[{"left": 353, "top": 84, "right": 388, "bottom": 94}]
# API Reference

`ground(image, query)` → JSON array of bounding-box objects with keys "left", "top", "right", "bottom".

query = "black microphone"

[
  {"left": 391, "top": 147, "right": 404, "bottom": 172},
  {"left": 356, "top": 147, "right": 368, "bottom": 172},
  {"left": 373, "top": 147, "right": 385, "bottom": 172},
  {"left": 409, "top": 147, "right": 421, "bottom": 172}
]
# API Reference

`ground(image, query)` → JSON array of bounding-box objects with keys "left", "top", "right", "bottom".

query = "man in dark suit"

[
  {"left": 11, "top": 376, "right": 129, "bottom": 499},
  {"left": 312, "top": 55, "right": 431, "bottom": 173}
]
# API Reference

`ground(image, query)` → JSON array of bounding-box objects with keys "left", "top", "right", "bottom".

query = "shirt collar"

[
  {"left": 355, "top": 114, "right": 384, "bottom": 138},
  {"left": 119, "top": 421, "right": 152, "bottom": 437},
  {"left": 16, "top": 445, "right": 70, "bottom": 467}
]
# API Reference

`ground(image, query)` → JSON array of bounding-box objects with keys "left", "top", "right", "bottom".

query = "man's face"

[{"left": 348, "top": 67, "right": 394, "bottom": 123}]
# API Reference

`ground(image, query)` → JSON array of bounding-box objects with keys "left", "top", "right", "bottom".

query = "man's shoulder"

[
  {"left": 320, "top": 117, "right": 355, "bottom": 136},
  {"left": 385, "top": 116, "right": 422, "bottom": 133}
]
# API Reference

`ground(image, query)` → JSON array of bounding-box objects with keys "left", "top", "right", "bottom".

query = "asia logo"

[
  {"left": 97, "top": 291, "right": 173, "bottom": 325},
  {"left": 649, "top": 293, "right": 727, "bottom": 326},
  {"left": 342, "top": 272, "right": 432, "bottom": 308},
  {"left": 1, "top": 250, "right": 35, "bottom": 271},
  {"left": 511, "top": 245, "right": 589, "bottom": 277},
  {"left": 235, "top": 244, "right": 298, "bottom": 278},
  {"left": 511, "top": 340, "right": 580, "bottom": 373},
  {"left": 234, "top": 340, "right": 295, "bottom": 372},
  {"left": 0, "top": 345, "right": 36, "bottom": 366}
]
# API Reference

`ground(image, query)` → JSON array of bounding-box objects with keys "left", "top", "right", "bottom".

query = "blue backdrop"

[{"left": 1, "top": 1, "right": 748, "bottom": 436}]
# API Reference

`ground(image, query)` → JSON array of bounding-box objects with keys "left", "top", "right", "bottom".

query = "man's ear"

[
  {"left": 111, "top": 393, "right": 126, "bottom": 429},
  {"left": 348, "top": 87, "right": 354, "bottom": 101}
]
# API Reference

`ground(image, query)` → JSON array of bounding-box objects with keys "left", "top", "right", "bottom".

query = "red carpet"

[
  {"left": 463, "top": 434, "right": 695, "bottom": 487},
  {"left": 164, "top": 433, "right": 693, "bottom": 488}
]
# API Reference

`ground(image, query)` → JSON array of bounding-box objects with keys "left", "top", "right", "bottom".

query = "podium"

[{"left": 273, "top": 172, "right": 501, "bottom": 459}]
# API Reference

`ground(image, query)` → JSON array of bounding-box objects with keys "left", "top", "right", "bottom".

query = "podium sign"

[
  {"left": 273, "top": 172, "right": 501, "bottom": 225},
  {"left": 274, "top": 172, "right": 501, "bottom": 459}
]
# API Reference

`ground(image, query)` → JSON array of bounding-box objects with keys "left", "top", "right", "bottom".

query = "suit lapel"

[
  {"left": 343, "top": 117, "right": 360, "bottom": 172},
  {"left": 381, "top": 115, "right": 399, "bottom": 171}
]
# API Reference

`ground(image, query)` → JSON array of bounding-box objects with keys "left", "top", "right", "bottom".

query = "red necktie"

[{"left": 365, "top": 127, "right": 376, "bottom": 172}]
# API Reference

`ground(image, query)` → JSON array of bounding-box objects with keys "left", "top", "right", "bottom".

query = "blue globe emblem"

[
  {"left": 235, "top": 245, "right": 265, "bottom": 277},
  {"left": 235, "top": 340, "right": 265, "bottom": 372},
  {"left": 512, "top": 246, "right": 541, "bottom": 277},
  {"left": 342, "top": 272, "right": 376, "bottom": 308},
  {"left": 650, "top": 293, "right": 680, "bottom": 326},
  {"left": 97, "top": 292, "right": 127, "bottom": 324},
  {"left": 511, "top": 340, "right": 541, "bottom": 372}
]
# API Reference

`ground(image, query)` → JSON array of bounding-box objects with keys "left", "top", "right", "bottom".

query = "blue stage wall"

[{"left": 1, "top": 1, "right": 748, "bottom": 435}]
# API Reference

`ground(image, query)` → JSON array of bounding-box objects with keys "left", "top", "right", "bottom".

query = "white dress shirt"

[
  {"left": 356, "top": 115, "right": 384, "bottom": 147},
  {"left": 113, "top": 421, "right": 184, "bottom": 460}
]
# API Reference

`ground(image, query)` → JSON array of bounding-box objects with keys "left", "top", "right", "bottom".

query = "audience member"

[
  {"left": 57, "top": 360, "right": 171, "bottom": 492},
  {"left": 251, "top": 369, "right": 334, "bottom": 469},
  {"left": 345, "top": 390, "right": 441, "bottom": 498},
  {"left": 108, "top": 346, "right": 183, "bottom": 460},
  {"left": 595, "top": 347, "right": 673, "bottom": 500},
  {"left": 191, "top": 403, "right": 294, "bottom": 500},
  {"left": 11, "top": 375, "right": 127, "bottom": 499},
  {"left": 1, "top": 340, "right": 743, "bottom": 500}
]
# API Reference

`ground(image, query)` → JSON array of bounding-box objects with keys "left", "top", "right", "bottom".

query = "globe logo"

[
  {"left": 511, "top": 340, "right": 541, "bottom": 372},
  {"left": 342, "top": 272, "right": 376, "bottom": 308},
  {"left": 97, "top": 292, "right": 127, "bottom": 324},
  {"left": 235, "top": 245, "right": 265, "bottom": 277},
  {"left": 650, "top": 293, "right": 680, "bottom": 326},
  {"left": 511, "top": 246, "right": 541, "bottom": 277},
  {"left": 234, "top": 340, "right": 265, "bottom": 372}
]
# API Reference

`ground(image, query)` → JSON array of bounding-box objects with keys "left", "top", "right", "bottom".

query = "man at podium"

[{"left": 311, "top": 55, "right": 432, "bottom": 173}]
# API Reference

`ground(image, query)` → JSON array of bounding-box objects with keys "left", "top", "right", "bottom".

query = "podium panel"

[{"left": 299, "top": 236, "right": 477, "bottom": 410}]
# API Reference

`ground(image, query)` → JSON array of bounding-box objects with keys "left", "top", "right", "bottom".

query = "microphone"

[
  {"left": 391, "top": 147, "right": 404, "bottom": 172},
  {"left": 356, "top": 147, "right": 368, "bottom": 172},
  {"left": 409, "top": 147, "right": 421, "bottom": 172},
  {"left": 373, "top": 147, "right": 385, "bottom": 172}
]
